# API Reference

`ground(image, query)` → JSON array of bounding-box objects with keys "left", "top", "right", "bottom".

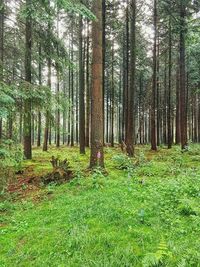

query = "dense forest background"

[{"left": 0, "top": 0, "right": 200, "bottom": 166}]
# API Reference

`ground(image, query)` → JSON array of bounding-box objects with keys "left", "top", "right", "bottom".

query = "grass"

[{"left": 0, "top": 145, "right": 200, "bottom": 267}]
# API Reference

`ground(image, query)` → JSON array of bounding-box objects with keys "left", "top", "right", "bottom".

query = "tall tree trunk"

[
  {"left": 102, "top": 0, "right": 106, "bottom": 145},
  {"left": 111, "top": 42, "right": 114, "bottom": 147},
  {"left": 43, "top": 58, "right": 51, "bottom": 151},
  {"left": 56, "top": 66, "right": 60, "bottom": 147},
  {"left": 79, "top": 13, "right": 85, "bottom": 154},
  {"left": 156, "top": 32, "right": 160, "bottom": 146},
  {"left": 163, "top": 52, "right": 167, "bottom": 145},
  {"left": 24, "top": 0, "right": 32, "bottom": 159},
  {"left": 56, "top": 14, "right": 60, "bottom": 148},
  {"left": 179, "top": 1, "right": 187, "bottom": 150},
  {"left": 126, "top": 0, "right": 136, "bottom": 156},
  {"left": 0, "top": 0, "right": 4, "bottom": 140},
  {"left": 124, "top": 1, "right": 129, "bottom": 144},
  {"left": 67, "top": 61, "right": 71, "bottom": 146},
  {"left": 175, "top": 55, "right": 181, "bottom": 144},
  {"left": 75, "top": 71, "right": 79, "bottom": 144},
  {"left": 63, "top": 83, "right": 67, "bottom": 145},
  {"left": 85, "top": 20, "right": 90, "bottom": 147},
  {"left": 90, "top": 0, "right": 104, "bottom": 168},
  {"left": 43, "top": 2, "right": 51, "bottom": 152},
  {"left": 167, "top": 16, "right": 172, "bottom": 149},
  {"left": 151, "top": 0, "right": 157, "bottom": 151},
  {"left": 70, "top": 23, "right": 74, "bottom": 147},
  {"left": 37, "top": 41, "right": 42, "bottom": 147}
]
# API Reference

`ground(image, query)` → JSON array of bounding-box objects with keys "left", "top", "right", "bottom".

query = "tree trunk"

[
  {"left": 90, "top": 0, "right": 104, "bottom": 168},
  {"left": 79, "top": 14, "right": 85, "bottom": 154},
  {"left": 124, "top": 1, "right": 129, "bottom": 144},
  {"left": 126, "top": 0, "right": 136, "bottom": 157},
  {"left": 56, "top": 14, "right": 60, "bottom": 148},
  {"left": 175, "top": 55, "right": 181, "bottom": 144},
  {"left": 85, "top": 20, "right": 90, "bottom": 147},
  {"left": 102, "top": 0, "right": 106, "bottom": 145},
  {"left": 37, "top": 40, "right": 42, "bottom": 147},
  {"left": 70, "top": 24, "right": 74, "bottom": 147},
  {"left": 167, "top": 16, "right": 172, "bottom": 149},
  {"left": 156, "top": 32, "right": 160, "bottom": 146},
  {"left": 151, "top": 0, "right": 157, "bottom": 151},
  {"left": 111, "top": 42, "right": 114, "bottom": 147},
  {"left": 0, "top": 0, "right": 4, "bottom": 140},
  {"left": 24, "top": 0, "right": 32, "bottom": 159},
  {"left": 179, "top": 2, "right": 187, "bottom": 150}
]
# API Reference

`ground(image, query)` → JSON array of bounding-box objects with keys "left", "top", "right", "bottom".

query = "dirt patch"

[{"left": 7, "top": 158, "right": 74, "bottom": 199}]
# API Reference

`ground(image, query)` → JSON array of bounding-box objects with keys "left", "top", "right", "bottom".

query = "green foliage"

[
  {"left": 178, "top": 199, "right": 198, "bottom": 216},
  {"left": 0, "top": 146, "right": 200, "bottom": 266},
  {"left": 0, "top": 82, "right": 15, "bottom": 118},
  {"left": 56, "top": 0, "right": 95, "bottom": 19},
  {"left": 142, "top": 240, "right": 171, "bottom": 267},
  {"left": 0, "top": 142, "right": 23, "bottom": 193}
]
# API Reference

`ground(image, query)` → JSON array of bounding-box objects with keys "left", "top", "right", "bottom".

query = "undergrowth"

[{"left": 0, "top": 145, "right": 200, "bottom": 267}]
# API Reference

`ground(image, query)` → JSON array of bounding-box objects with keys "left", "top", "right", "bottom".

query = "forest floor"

[{"left": 0, "top": 145, "right": 200, "bottom": 267}]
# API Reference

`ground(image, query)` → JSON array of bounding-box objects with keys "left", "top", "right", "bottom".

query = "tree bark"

[
  {"left": 179, "top": 1, "right": 187, "bottom": 150},
  {"left": 24, "top": 0, "right": 32, "bottom": 159},
  {"left": 85, "top": 20, "right": 90, "bottom": 147},
  {"left": 175, "top": 55, "right": 181, "bottom": 144},
  {"left": 151, "top": 0, "right": 157, "bottom": 151},
  {"left": 79, "top": 13, "right": 85, "bottom": 154},
  {"left": 0, "top": 0, "right": 4, "bottom": 140},
  {"left": 90, "top": 0, "right": 104, "bottom": 168},
  {"left": 167, "top": 16, "right": 172, "bottom": 149},
  {"left": 126, "top": 0, "right": 136, "bottom": 157}
]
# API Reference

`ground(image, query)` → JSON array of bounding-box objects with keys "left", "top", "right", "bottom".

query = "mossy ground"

[{"left": 0, "top": 145, "right": 200, "bottom": 267}]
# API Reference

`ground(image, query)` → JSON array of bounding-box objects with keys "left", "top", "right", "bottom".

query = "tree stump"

[{"left": 42, "top": 156, "right": 73, "bottom": 185}]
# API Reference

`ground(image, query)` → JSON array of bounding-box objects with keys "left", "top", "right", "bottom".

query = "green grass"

[{"left": 0, "top": 145, "right": 200, "bottom": 267}]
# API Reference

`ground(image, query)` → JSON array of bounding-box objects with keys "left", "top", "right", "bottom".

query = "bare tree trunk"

[
  {"left": 111, "top": 42, "right": 114, "bottom": 147},
  {"left": 167, "top": 16, "right": 172, "bottom": 149},
  {"left": 79, "top": 13, "right": 85, "bottom": 154},
  {"left": 90, "top": 0, "right": 104, "bottom": 168},
  {"left": 124, "top": 1, "right": 129, "bottom": 144},
  {"left": 70, "top": 25, "right": 74, "bottom": 147},
  {"left": 102, "top": 0, "right": 106, "bottom": 145},
  {"left": 85, "top": 20, "right": 90, "bottom": 147},
  {"left": 179, "top": 2, "right": 187, "bottom": 150},
  {"left": 24, "top": 0, "right": 32, "bottom": 159},
  {"left": 37, "top": 40, "right": 42, "bottom": 147},
  {"left": 151, "top": 0, "right": 157, "bottom": 151},
  {"left": 0, "top": 0, "right": 4, "bottom": 141},
  {"left": 175, "top": 55, "right": 181, "bottom": 144},
  {"left": 56, "top": 13, "right": 60, "bottom": 148},
  {"left": 43, "top": 58, "right": 51, "bottom": 152},
  {"left": 126, "top": 0, "right": 136, "bottom": 156}
]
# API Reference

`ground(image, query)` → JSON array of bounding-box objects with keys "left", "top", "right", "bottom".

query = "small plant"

[
  {"left": 142, "top": 240, "right": 171, "bottom": 267},
  {"left": 135, "top": 151, "right": 148, "bottom": 166},
  {"left": 178, "top": 199, "right": 197, "bottom": 216},
  {"left": 112, "top": 154, "right": 135, "bottom": 178},
  {"left": 90, "top": 167, "right": 106, "bottom": 189}
]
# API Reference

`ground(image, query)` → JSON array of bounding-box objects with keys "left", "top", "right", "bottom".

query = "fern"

[{"left": 142, "top": 240, "right": 171, "bottom": 267}]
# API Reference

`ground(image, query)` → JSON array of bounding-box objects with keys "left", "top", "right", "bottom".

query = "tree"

[
  {"left": 179, "top": 0, "right": 187, "bottom": 150},
  {"left": 23, "top": 0, "right": 32, "bottom": 159},
  {"left": 43, "top": 8, "right": 52, "bottom": 152},
  {"left": 167, "top": 14, "right": 172, "bottom": 149},
  {"left": 79, "top": 12, "right": 85, "bottom": 154},
  {"left": 126, "top": 0, "right": 136, "bottom": 156},
  {"left": 0, "top": 0, "right": 4, "bottom": 140},
  {"left": 90, "top": 0, "right": 104, "bottom": 168},
  {"left": 151, "top": 0, "right": 157, "bottom": 151}
]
